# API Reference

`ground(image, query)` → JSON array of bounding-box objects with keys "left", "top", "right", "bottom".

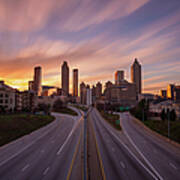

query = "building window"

[
  {"left": 0, "top": 99, "right": 3, "bottom": 104},
  {"left": 5, "top": 94, "right": 9, "bottom": 98},
  {"left": 10, "top": 99, "right": 13, "bottom": 104},
  {"left": 0, "top": 94, "right": 3, "bottom": 98},
  {"left": 5, "top": 99, "right": 8, "bottom": 104}
]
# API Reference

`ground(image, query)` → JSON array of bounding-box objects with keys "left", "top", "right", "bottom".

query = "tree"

[
  {"left": 160, "top": 108, "right": 166, "bottom": 121},
  {"left": 170, "top": 109, "right": 176, "bottom": 121},
  {"left": 37, "top": 103, "right": 51, "bottom": 114},
  {"left": 53, "top": 99, "right": 65, "bottom": 111}
]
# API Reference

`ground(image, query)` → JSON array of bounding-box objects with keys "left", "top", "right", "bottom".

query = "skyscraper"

[
  {"left": 115, "top": 70, "right": 124, "bottom": 85},
  {"left": 131, "top": 58, "right": 142, "bottom": 94},
  {"left": 86, "top": 85, "right": 92, "bottom": 106},
  {"left": 73, "top": 69, "right": 78, "bottom": 97},
  {"left": 167, "top": 84, "right": 175, "bottom": 100},
  {"left": 61, "top": 61, "right": 69, "bottom": 96},
  {"left": 33, "top": 66, "right": 42, "bottom": 96},
  {"left": 96, "top": 82, "right": 102, "bottom": 99},
  {"left": 80, "top": 82, "right": 86, "bottom": 104}
]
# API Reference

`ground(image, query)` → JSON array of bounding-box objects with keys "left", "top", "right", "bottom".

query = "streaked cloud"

[{"left": 0, "top": 0, "right": 180, "bottom": 94}]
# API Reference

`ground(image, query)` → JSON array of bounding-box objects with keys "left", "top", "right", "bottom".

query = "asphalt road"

[
  {"left": 0, "top": 109, "right": 83, "bottom": 180},
  {"left": 1, "top": 107, "right": 179, "bottom": 180},
  {"left": 120, "top": 112, "right": 180, "bottom": 180},
  {"left": 89, "top": 108, "right": 156, "bottom": 180}
]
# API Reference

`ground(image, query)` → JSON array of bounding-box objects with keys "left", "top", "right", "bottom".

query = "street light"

[{"left": 166, "top": 106, "right": 172, "bottom": 139}]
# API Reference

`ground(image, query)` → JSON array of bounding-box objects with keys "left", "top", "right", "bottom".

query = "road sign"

[{"left": 116, "top": 120, "right": 120, "bottom": 125}]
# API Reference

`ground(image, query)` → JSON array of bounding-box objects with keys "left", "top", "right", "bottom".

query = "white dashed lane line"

[
  {"left": 169, "top": 162, "right": 178, "bottom": 170},
  {"left": 22, "top": 164, "right": 30, "bottom": 172},
  {"left": 120, "top": 161, "right": 126, "bottom": 169},
  {"left": 43, "top": 167, "right": 50, "bottom": 176}
]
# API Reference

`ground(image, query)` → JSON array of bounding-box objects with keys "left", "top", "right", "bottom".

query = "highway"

[
  {"left": 120, "top": 112, "right": 180, "bottom": 180},
  {"left": 0, "top": 108, "right": 83, "bottom": 180},
  {"left": 0, "top": 107, "right": 179, "bottom": 180},
  {"left": 89, "top": 108, "right": 157, "bottom": 180}
]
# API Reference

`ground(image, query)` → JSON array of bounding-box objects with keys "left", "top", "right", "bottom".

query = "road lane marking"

[
  {"left": 90, "top": 116, "right": 106, "bottom": 180},
  {"left": 0, "top": 113, "right": 83, "bottom": 168},
  {"left": 169, "top": 162, "right": 178, "bottom": 170},
  {"left": 120, "top": 114, "right": 164, "bottom": 180},
  {"left": 93, "top": 109, "right": 162, "bottom": 180},
  {"left": 43, "top": 167, "right": 50, "bottom": 175},
  {"left": 22, "top": 164, "right": 29, "bottom": 172},
  {"left": 57, "top": 117, "right": 83, "bottom": 156},
  {"left": 0, "top": 120, "right": 58, "bottom": 168},
  {"left": 120, "top": 161, "right": 125, "bottom": 169},
  {"left": 66, "top": 130, "right": 82, "bottom": 180},
  {"left": 112, "top": 147, "right": 115, "bottom": 152}
]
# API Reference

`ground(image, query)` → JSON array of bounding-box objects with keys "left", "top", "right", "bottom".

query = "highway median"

[{"left": 98, "top": 110, "right": 121, "bottom": 131}]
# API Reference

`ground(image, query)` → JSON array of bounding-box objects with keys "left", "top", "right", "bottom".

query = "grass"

[
  {"left": 73, "top": 105, "right": 88, "bottom": 112},
  {"left": 99, "top": 111, "right": 121, "bottom": 130},
  {"left": 0, "top": 113, "right": 55, "bottom": 147},
  {"left": 54, "top": 107, "right": 78, "bottom": 116},
  {"left": 144, "top": 119, "right": 180, "bottom": 144}
]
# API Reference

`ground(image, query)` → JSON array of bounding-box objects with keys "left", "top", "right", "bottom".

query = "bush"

[
  {"left": 37, "top": 103, "right": 51, "bottom": 114},
  {"left": 53, "top": 99, "right": 66, "bottom": 111},
  {"left": 170, "top": 109, "right": 176, "bottom": 121},
  {"left": 160, "top": 109, "right": 166, "bottom": 121},
  {"left": 130, "top": 99, "right": 149, "bottom": 121}
]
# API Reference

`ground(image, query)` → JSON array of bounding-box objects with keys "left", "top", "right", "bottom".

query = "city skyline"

[{"left": 0, "top": 0, "right": 180, "bottom": 94}]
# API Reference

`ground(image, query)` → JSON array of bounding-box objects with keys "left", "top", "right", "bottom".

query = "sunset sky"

[{"left": 0, "top": 0, "right": 180, "bottom": 94}]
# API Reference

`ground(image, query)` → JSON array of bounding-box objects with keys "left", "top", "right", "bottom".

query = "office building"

[
  {"left": 160, "top": 90, "right": 167, "bottom": 99},
  {"left": 33, "top": 66, "right": 42, "bottom": 96},
  {"left": 86, "top": 85, "right": 92, "bottom": 106},
  {"left": 41, "top": 86, "right": 57, "bottom": 96},
  {"left": 0, "top": 81, "right": 16, "bottom": 111},
  {"left": 73, "top": 69, "right": 78, "bottom": 97},
  {"left": 61, "top": 61, "right": 69, "bottom": 96},
  {"left": 21, "top": 90, "right": 36, "bottom": 112},
  {"left": 96, "top": 82, "right": 102, "bottom": 99},
  {"left": 80, "top": 82, "right": 86, "bottom": 105},
  {"left": 131, "top": 58, "right": 142, "bottom": 94},
  {"left": 104, "top": 80, "right": 136, "bottom": 107},
  {"left": 115, "top": 70, "right": 124, "bottom": 85},
  {"left": 167, "top": 84, "right": 175, "bottom": 99},
  {"left": 174, "top": 86, "right": 180, "bottom": 102}
]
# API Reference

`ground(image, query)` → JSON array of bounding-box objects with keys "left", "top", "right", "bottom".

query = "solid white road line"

[
  {"left": 169, "top": 162, "right": 178, "bottom": 170},
  {"left": 22, "top": 164, "right": 30, "bottom": 172},
  {"left": 43, "top": 167, "right": 50, "bottom": 175},
  {"left": 94, "top": 110, "right": 162, "bottom": 180},
  {"left": 57, "top": 117, "right": 83, "bottom": 156},
  {"left": 120, "top": 161, "right": 126, "bottom": 169},
  {"left": 0, "top": 122, "right": 57, "bottom": 168},
  {"left": 121, "top": 113, "right": 164, "bottom": 180}
]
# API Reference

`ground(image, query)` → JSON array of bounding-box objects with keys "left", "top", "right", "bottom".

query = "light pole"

[{"left": 167, "top": 106, "right": 171, "bottom": 139}]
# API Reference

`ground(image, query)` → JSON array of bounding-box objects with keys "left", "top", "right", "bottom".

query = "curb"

[{"left": 132, "top": 116, "right": 180, "bottom": 149}]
